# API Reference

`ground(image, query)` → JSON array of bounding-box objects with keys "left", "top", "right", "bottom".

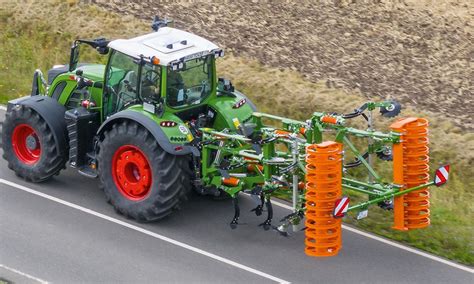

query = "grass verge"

[{"left": 1, "top": 0, "right": 472, "bottom": 265}]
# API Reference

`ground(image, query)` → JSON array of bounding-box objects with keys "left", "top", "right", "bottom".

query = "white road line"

[
  {"left": 270, "top": 199, "right": 474, "bottom": 274},
  {"left": 0, "top": 264, "right": 48, "bottom": 284},
  {"left": 0, "top": 179, "right": 290, "bottom": 284},
  {"left": 0, "top": 105, "right": 6, "bottom": 111}
]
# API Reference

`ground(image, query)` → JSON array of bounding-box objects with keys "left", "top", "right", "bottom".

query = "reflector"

[{"left": 434, "top": 165, "right": 450, "bottom": 187}]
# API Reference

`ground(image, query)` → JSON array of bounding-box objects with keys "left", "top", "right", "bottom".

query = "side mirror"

[
  {"left": 69, "top": 43, "right": 80, "bottom": 72},
  {"left": 96, "top": 46, "right": 109, "bottom": 55},
  {"left": 218, "top": 77, "right": 234, "bottom": 92}
]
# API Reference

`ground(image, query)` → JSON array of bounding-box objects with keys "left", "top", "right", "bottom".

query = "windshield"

[{"left": 167, "top": 56, "right": 212, "bottom": 108}]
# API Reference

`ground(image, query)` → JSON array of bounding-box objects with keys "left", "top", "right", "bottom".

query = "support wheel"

[
  {"left": 98, "top": 120, "right": 191, "bottom": 222},
  {"left": 2, "top": 105, "right": 67, "bottom": 182}
]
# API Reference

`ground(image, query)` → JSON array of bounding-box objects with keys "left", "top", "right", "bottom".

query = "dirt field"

[{"left": 92, "top": 0, "right": 473, "bottom": 129}]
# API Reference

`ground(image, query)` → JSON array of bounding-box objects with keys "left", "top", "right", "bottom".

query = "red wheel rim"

[
  {"left": 11, "top": 124, "right": 41, "bottom": 165},
  {"left": 112, "top": 145, "right": 152, "bottom": 201}
]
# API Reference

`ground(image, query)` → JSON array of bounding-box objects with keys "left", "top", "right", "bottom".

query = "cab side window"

[
  {"left": 105, "top": 51, "right": 139, "bottom": 115},
  {"left": 166, "top": 56, "right": 212, "bottom": 108}
]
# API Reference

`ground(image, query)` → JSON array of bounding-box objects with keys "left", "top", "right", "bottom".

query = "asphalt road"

[{"left": 0, "top": 107, "right": 472, "bottom": 283}]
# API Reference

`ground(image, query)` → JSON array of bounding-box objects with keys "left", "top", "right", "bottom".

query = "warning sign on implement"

[
  {"left": 434, "top": 165, "right": 450, "bottom": 187},
  {"left": 333, "top": 196, "right": 350, "bottom": 218}
]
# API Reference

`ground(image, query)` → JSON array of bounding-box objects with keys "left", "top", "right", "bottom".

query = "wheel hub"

[
  {"left": 11, "top": 124, "right": 41, "bottom": 165},
  {"left": 112, "top": 145, "right": 152, "bottom": 201},
  {"left": 26, "top": 135, "right": 38, "bottom": 150}
]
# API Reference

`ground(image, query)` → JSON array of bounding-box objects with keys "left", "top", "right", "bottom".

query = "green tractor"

[
  {"left": 2, "top": 17, "right": 449, "bottom": 255},
  {"left": 2, "top": 18, "right": 253, "bottom": 221}
]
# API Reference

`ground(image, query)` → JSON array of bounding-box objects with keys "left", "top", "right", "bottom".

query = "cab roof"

[{"left": 107, "top": 27, "right": 220, "bottom": 66}]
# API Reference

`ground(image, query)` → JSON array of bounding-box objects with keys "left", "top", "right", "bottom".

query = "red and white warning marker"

[
  {"left": 434, "top": 165, "right": 450, "bottom": 187},
  {"left": 333, "top": 196, "right": 350, "bottom": 218}
]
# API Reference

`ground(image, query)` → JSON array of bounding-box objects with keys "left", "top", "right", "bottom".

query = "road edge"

[
  {"left": 0, "top": 178, "right": 290, "bottom": 284},
  {"left": 270, "top": 198, "right": 474, "bottom": 274}
]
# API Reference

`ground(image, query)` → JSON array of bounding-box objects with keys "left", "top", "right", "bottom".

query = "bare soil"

[{"left": 92, "top": 0, "right": 473, "bottom": 129}]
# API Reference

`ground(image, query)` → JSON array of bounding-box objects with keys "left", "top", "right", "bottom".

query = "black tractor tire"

[
  {"left": 2, "top": 105, "right": 67, "bottom": 182},
  {"left": 97, "top": 120, "right": 191, "bottom": 222}
]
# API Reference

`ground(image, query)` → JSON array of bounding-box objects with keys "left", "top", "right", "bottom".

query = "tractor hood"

[
  {"left": 77, "top": 64, "right": 106, "bottom": 82},
  {"left": 47, "top": 63, "right": 105, "bottom": 86}
]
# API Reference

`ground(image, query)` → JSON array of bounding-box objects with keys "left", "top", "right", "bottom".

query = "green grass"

[{"left": 1, "top": 0, "right": 472, "bottom": 266}]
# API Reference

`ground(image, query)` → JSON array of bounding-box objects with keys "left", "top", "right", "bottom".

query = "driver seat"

[
  {"left": 167, "top": 71, "right": 186, "bottom": 107},
  {"left": 116, "top": 71, "right": 138, "bottom": 110}
]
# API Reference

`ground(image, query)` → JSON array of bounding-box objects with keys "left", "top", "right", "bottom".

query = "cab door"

[{"left": 103, "top": 50, "right": 140, "bottom": 118}]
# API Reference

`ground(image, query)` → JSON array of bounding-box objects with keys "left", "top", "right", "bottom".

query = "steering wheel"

[
  {"left": 117, "top": 91, "right": 138, "bottom": 109},
  {"left": 187, "top": 81, "right": 210, "bottom": 103},
  {"left": 144, "top": 69, "right": 160, "bottom": 86},
  {"left": 189, "top": 80, "right": 209, "bottom": 94},
  {"left": 187, "top": 85, "right": 203, "bottom": 94}
]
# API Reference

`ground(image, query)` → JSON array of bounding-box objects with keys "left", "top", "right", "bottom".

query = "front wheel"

[
  {"left": 2, "top": 105, "right": 67, "bottom": 182},
  {"left": 97, "top": 120, "right": 191, "bottom": 222}
]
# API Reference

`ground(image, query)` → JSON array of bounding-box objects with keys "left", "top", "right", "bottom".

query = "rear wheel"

[
  {"left": 2, "top": 105, "right": 67, "bottom": 182},
  {"left": 98, "top": 120, "right": 191, "bottom": 222}
]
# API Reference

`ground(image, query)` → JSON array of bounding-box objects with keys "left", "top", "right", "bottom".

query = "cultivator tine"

[
  {"left": 279, "top": 211, "right": 304, "bottom": 223},
  {"left": 251, "top": 204, "right": 264, "bottom": 216},
  {"left": 230, "top": 196, "right": 240, "bottom": 229},
  {"left": 280, "top": 212, "right": 293, "bottom": 223},
  {"left": 251, "top": 143, "right": 262, "bottom": 155},
  {"left": 250, "top": 192, "right": 264, "bottom": 216},
  {"left": 258, "top": 198, "right": 273, "bottom": 231},
  {"left": 273, "top": 223, "right": 290, "bottom": 237},
  {"left": 273, "top": 210, "right": 305, "bottom": 237}
]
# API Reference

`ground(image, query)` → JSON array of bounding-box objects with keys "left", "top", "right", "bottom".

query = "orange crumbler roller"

[
  {"left": 391, "top": 117, "right": 430, "bottom": 230},
  {"left": 304, "top": 141, "right": 343, "bottom": 257}
]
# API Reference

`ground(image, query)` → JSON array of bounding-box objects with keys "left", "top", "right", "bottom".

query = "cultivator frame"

[{"left": 195, "top": 101, "right": 449, "bottom": 256}]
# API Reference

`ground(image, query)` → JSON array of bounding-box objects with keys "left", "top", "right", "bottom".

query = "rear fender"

[
  {"left": 97, "top": 110, "right": 195, "bottom": 156},
  {"left": 209, "top": 89, "right": 256, "bottom": 130},
  {"left": 233, "top": 90, "right": 257, "bottom": 112}
]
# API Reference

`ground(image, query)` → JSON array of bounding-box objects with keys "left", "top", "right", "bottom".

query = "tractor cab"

[
  {"left": 61, "top": 20, "right": 225, "bottom": 122},
  {"left": 102, "top": 25, "right": 222, "bottom": 118}
]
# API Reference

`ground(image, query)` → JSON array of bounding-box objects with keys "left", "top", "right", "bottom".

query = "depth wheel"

[
  {"left": 2, "top": 105, "right": 67, "bottom": 182},
  {"left": 98, "top": 120, "right": 191, "bottom": 222}
]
